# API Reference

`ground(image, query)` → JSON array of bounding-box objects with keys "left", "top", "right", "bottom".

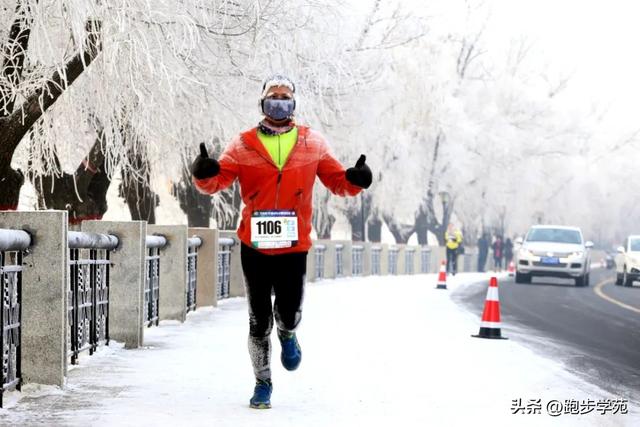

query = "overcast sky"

[{"left": 486, "top": 0, "right": 640, "bottom": 132}]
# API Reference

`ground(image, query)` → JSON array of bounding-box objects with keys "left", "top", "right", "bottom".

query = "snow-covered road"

[{"left": 1, "top": 273, "right": 636, "bottom": 426}]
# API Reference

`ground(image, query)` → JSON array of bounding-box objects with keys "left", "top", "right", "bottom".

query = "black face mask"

[{"left": 262, "top": 98, "right": 295, "bottom": 121}]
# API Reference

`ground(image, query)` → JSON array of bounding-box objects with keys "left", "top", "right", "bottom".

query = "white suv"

[
  {"left": 615, "top": 235, "right": 640, "bottom": 287},
  {"left": 515, "top": 225, "right": 593, "bottom": 286}
]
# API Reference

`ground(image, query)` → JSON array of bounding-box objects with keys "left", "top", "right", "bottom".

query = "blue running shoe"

[
  {"left": 249, "top": 379, "right": 272, "bottom": 409},
  {"left": 278, "top": 331, "right": 302, "bottom": 371}
]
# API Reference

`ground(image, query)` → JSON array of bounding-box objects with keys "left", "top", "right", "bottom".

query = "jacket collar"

[{"left": 240, "top": 126, "right": 309, "bottom": 168}]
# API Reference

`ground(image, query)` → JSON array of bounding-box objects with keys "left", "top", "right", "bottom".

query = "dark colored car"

[{"left": 605, "top": 254, "right": 615, "bottom": 269}]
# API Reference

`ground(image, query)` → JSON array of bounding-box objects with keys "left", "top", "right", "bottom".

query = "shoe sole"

[
  {"left": 281, "top": 355, "right": 301, "bottom": 371},
  {"left": 250, "top": 402, "right": 272, "bottom": 409}
]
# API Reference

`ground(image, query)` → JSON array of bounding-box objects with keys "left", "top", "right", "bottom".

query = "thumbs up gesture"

[
  {"left": 191, "top": 143, "right": 220, "bottom": 180},
  {"left": 345, "top": 154, "right": 372, "bottom": 189}
]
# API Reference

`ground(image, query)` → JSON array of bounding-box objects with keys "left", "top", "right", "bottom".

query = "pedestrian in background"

[
  {"left": 492, "top": 235, "right": 503, "bottom": 272},
  {"left": 477, "top": 233, "right": 489, "bottom": 272},
  {"left": 504, "top": 237, "right": 514, "bottom": 269},
  {"left": 445, "top": 223, "right": 463, "bottom": 275}
]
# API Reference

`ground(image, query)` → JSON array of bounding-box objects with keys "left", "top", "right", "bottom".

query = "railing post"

[
  {"left": 219, "top": 231, "right": 245, "bottom": 297},
  {"left": 306, "top": 241, "right": 317, "bottom": 282},
  {"left": 147, "top": 225, "right": 188, "bottom": 322},
  {"left": 397, "top": 245, "right": 406, "bottom": 274},
  {"left": 0, "top": 211, "right": 67, "bottom": 387},
  {"left": 82, "top": 220, "right": 146, "bottom": 349},
  {"left": 319, "top": 240, "right": 336, "bottom": 279},
  {"left": 189, "top": 227, "right": 218, "bottom": 308},
  {"left": 362, "top": 242, "right": 372, "bottom": 276}
]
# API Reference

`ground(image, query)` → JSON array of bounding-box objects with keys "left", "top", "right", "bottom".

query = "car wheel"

[
  {"left": 624, "top": 268, "right": 634, "bottom": 287},
  {"left": 515, "top": 272, "right": 531, "bottom": 284},
  {"left": 615, "top": 273, "right": 623, "bottom": 286}
]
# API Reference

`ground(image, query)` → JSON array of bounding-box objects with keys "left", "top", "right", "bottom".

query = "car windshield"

[
  {"left": 526, "top": 228, "right": 582, "bottom": 244},
  {"left": 630, "top": 239, "right": 640, "bottom": 251}
]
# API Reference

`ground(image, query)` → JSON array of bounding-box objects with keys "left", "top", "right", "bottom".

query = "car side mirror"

[
  {"left": 515, "top": 237, "right": 523, "bottom": 245},
  {"left": 617, "top": 246, "right": 625, "bottom": 254},
  {"left": 585, "top": 241, "right": 594, "bottom": 249}
]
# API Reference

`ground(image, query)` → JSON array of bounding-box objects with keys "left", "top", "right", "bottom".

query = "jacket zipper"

[
  {"left": 243, "top": 130, "right": 303, "bottom": 211},
  {"left": 275, "top": 172, "right": 282, "bottom": 209}
]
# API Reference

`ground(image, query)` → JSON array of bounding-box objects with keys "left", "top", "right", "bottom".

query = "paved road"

[{"left": 453, "top": 268, "right": 640, "bottom": 398}]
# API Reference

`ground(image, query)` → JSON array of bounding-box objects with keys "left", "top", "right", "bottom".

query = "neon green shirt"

[{"left": 257, "top": 127, "right": 298, "bottom": 171}]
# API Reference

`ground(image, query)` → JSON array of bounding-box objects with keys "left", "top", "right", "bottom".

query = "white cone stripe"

[
  {"left": 484, "top": 287, "right": 500, "bottom": 301},
  {"left": 480, "top": 321, "right": 501, "bottom": 328}
]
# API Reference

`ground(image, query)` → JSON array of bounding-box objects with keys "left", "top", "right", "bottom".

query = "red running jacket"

[{"left": 193, "top": 126, "right": 363, "bottom": 254}]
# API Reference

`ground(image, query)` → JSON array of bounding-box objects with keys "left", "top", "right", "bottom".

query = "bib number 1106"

[
  {"left": 251, "top": 210, "right": 298, "bottom": 249},
  {"left": 255, "top": 220, "right": 281, "bottom": 235}
]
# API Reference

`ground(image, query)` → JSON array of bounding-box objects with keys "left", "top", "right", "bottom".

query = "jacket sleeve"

[
  {"left": 192, "top": 138, "right": 240, "bottom": 195},
  {"left": 315, "top": 138, "right": 362, "bottom": 197}
]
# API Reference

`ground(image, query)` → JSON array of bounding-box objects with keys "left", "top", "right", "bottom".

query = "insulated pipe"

[
  {"left": 218, "top": 237, "right": 236, "bottom": 246},
  {"left": 68, "top": 231, "right": 119, "bottom": 250},
  {"left": 187, "top": 236, "right": 203, "bottom": 248},
  {"left": 0, "top": 229, "right": 31, "bottom": 252},
  {"left": 145, "top": 235, "right": 168, "bottom": 249}
]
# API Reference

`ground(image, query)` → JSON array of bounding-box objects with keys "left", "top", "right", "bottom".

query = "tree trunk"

[
  {"left": 172, "top": 169, "right": 212, "bottom": 227},
  {"left": 0, "top": 18, "right": 102, "bottom": 209},
  {"left": 0, "top": 167, "right": 23, "bottom": 210},
  {"left": 383, "top": 214, "right": 414, "bottom": 244},
  {"left": 313, "top": 188, "right": 335, "bottom": 239},
  {"left": 31, "top": 130, "right": 111, "bottom": 224},
  {"left": 215, "top": 182, "right": 241, "bottom": 230},
  {"left": 346, "top": 193, "right": 371, "bottom": 241},
  {"left": 120, "top": 147, "right": 158, "bottom": 224},
  {"left": 414, "top": 205, "right": 428, "bottom": 245},
  {"left": 414, "top": 130, "right": 455, "bottom": 246},
  {"left": 367, "top": 214, "right": 382, "bottom": 243}
]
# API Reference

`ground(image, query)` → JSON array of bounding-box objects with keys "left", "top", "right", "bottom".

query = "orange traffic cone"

[
  {"left": 472, "top": 277, "right": 507, "bottom": 339},
  {"left": 436, "top": 260, "right": 447, "bottom": 290},
  {"left": 507, "top": 261, "right": 515, "bottom": 276}
]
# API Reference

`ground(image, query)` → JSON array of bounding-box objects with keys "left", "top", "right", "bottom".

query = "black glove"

[
  {"left": 345, "top": 154, "right": 372, "bottom": 189},
  {"left": 191, "top": 143, "right": 220, "bottom": 180}
]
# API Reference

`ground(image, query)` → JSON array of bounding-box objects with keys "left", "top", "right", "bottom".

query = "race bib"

[{"left": 251, "top": 210, "right": 298, "bottom": 249}]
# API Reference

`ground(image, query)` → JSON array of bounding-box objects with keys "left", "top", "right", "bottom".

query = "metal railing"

[
  {"left": 0, "top": 229, "right": 30, "bottom": 407},
  {"left": 217, "top": 237, "right": 235, "bottom": 300},
  {"left": 314, "top": 244, "right": 326, "bottom": 280},
  {"left": 405, "top": 247, "right": 415, "bottom": 274},
  {"left": 67, "top": 231, "right": 118, "bottom": 365},
  {"left": 371, "top": 246, "right": 382, "bottom": 275},
  {"left": 186, "top": 237, "right": 202, "bottom": 313},
  {"left": 421, "top": 247, "right": 431, "bottom": 273},
  {"left": 145, "top": 235, "right": 167, "bottom": 327},
  {"left": 335, "top": 244, "right": 344, "bottom": 277},
  {"left": 388, "top": 247, "right": 399, "bottom": 275},
  {"left": 352, "top": 244, "right": 364, "bottom": 276}
]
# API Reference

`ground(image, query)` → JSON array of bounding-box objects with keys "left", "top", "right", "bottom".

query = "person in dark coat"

[
  {"left": 477, "top": 233, "right": 489, "bottom": 272},
  {"left": 492, "top": 235, "right": 503, "bottom": 272},
  {"left": 504, "top": 238, "right": 514, "bottom": 268}
]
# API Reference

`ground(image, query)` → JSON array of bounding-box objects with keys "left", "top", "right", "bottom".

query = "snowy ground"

[{"left": 1, "top": 273, "right": 637, "bottom": 426}]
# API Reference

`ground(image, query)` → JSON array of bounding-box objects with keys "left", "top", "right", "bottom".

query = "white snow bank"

[{"left": 0, "top": 273, "right": 636, "bottom": 426}]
